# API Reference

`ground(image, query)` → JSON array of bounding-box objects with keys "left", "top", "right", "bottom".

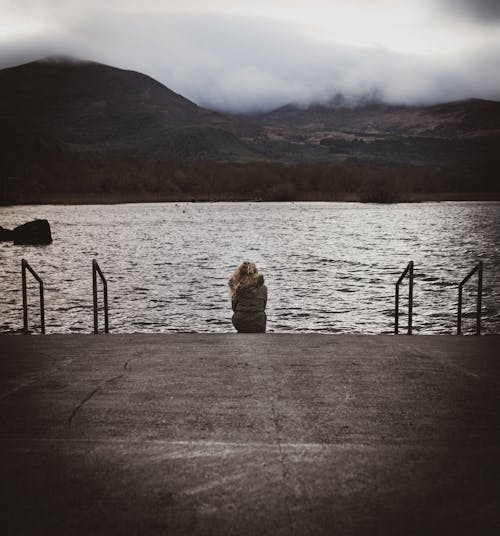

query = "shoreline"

[{"left": 2, "top": 191, "right": 500, "bottom": 206}]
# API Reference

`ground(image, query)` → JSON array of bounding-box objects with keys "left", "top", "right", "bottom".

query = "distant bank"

[
  {"left": 1, "top": 58, "right": 499, "bottom": 208},
  {"left": 2, "top": 191, "right": 499, "bottom": 206}
]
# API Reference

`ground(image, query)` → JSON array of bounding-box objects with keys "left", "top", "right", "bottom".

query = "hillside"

[
  {"left": 0, "top": 57, "right": 499, "bottom": 203},
  {"left": 0, "top": 57, "right": 262, "bottom": 161},
  {"left": 248, "top": 98, "right": 500, "bottom": 167},
  {"left": 254, "top": 98, "right": 500, "bottom": 136}
]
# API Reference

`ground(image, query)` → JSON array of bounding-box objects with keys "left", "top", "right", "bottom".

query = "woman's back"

[{"left": 229, "top": 262, "right": 267, "bottom": 333}]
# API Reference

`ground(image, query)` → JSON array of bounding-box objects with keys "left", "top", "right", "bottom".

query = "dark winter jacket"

[{"left": 231, "top": 276, "right": 267, "bottom": 333}]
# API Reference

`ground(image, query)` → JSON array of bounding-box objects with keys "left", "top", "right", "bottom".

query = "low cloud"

[
  {"left": 439, "top": 0, "right": 500, "bottom": 23},
  {"left": 1, "top": 8, "right": 500, "bottom": 112}
]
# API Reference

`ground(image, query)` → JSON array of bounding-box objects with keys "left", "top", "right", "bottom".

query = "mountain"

[
  {"left": 0, "top": 56, "right": 262, "bottom": 161},
  {"left": 247, "top": 98, "right": 500, "bottom": 166},
  {"left": 252, "top": 98, "right": 500, "bottom": 136},
  {"left": 0, "top": 56, "right": 498, "bottom": 202}
]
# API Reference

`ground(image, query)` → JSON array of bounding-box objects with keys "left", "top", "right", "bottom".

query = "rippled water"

[{"left": 1, "top": 202, "right": 499, "bottom": 335}]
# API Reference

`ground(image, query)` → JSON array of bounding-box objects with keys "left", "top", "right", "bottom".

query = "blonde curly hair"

[{"left": 228, "top": 261, "right": 263, "bottom": 298}]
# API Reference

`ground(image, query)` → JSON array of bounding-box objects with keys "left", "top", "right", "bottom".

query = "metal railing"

[
  {"left": 92, "top": 259, "right": 109, "bottom": 334},
  {"left": 13, "top": 257, "right": 489, "bottom": 336},
  {"left": 395, "top": 261, "right": 414, "bottom": 335},
  {"left": 457, "top": 261, "right": 483, "bottom": 336},
  {"left": 21, "top": 259, "right": 45, "bottom": 334}
]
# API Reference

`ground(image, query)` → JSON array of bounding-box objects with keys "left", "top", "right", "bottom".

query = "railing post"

[
  {"left": 408, "top": 261, "right": 414, "bottom": 335},
  {"left": 395, "top": 261, "right": 414, "bottom": 335},
  {"left": 457, "top": 285, "right": 463, "bottom": 335},
  {"left": 22, "top": 259, "right": 28, "bottom": 334},
  {"left": 395, "top": 281, "right": 400, "bottom": 335},
  {"left": 457, "top": 261, "right": 483, "bottom": 336},
  {"left": 476, "top": 261, "right": 483, "bottom": 336},
  {"left": 39, "top": 277, "right": 45, "bottom": 335},
  {"left": 93, "top": 260, "right": 98, "bottom": 334},
  {"left": 93, "top": 259, "right": 109, "bottom": 334},
  {"left": 21, "top": 259, "right": 45, "bottom": 335},
  {"left": 103, "top": 277, "right": 109, "bottom": 334}
]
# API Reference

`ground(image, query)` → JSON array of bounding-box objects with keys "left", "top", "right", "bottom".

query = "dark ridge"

[
  {"left": 0, "top": 56, "right": 260, "bottom": 161},
  {"left": 0, "top": 56, "right": 499, "bottom": 204}
]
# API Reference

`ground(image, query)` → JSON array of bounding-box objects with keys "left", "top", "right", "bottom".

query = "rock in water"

[
  {"left": 13, "top": 219, "right": 53, "bottom": 245},
  {"left": 0, "top": 226, "right": 14, "bottom": 241}
]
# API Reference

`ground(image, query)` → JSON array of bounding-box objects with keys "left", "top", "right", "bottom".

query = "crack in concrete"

[
  {"left": 67, "top": 387, "right": 100, "bottom": 424},
  {"left": 123, "top": 354, "right": 141, "bottom": 370},
  {"left": 67, "top": 374, "right": 124, "bottom": 425}
]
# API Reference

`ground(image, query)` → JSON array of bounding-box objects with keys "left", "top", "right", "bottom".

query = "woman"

[{"left": 229, "top": 261, "right": 267, "bottom": 333}]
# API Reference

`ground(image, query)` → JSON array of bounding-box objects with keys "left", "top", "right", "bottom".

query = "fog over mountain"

[
  {"left": 441, "top": 0, "right": 500, "bottom": 22},
  {"left": 0, "top": 56, "right": 498, "bottom": 204},
  {"left": 1, "top": 0, "right": 500, "bottom": 113}
]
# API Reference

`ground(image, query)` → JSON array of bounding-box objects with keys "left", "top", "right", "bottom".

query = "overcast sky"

[{"left": 1, "top": 0, "right": 500, "bottom": 112}]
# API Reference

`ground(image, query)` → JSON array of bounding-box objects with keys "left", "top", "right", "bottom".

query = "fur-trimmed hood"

[{"left": 233, "top": 273, "right": 264, "bottom": 293}]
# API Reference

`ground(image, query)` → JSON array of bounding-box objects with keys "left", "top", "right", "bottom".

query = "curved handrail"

[
  {"left": 457, "top": 261, "right": 483, "bottom": 336},
  {"left": 21, "top": 259, "right": 45, "bottom": 334},
  {"left": 92, "top": 259, "right": 109, "bottom": 334},
  {"left": 395, "top": 261, "right": 414, "bottom": 335}
]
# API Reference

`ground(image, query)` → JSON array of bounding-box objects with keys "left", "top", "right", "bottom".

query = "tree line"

[{"left": 1, "top": 148, "right": 498, "bottom": 205}]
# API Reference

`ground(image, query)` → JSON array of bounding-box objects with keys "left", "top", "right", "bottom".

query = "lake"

[{"left": 1, "top": 202, "right": 499, "bottom": 335}]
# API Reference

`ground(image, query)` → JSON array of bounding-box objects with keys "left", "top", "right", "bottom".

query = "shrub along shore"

[
  {"left": 2, "top": 191, "right": 499, "bottom": 205},
  {"left": 2, "top": 160, "right": 498, "bottom": 205}
]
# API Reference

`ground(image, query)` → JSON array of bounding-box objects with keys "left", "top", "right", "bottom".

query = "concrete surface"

[{"left": 0, "top": 333, "right": 499, "bottom": 535}]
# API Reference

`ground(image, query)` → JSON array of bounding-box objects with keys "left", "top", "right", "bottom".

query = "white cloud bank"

[{"left": 1, "top": 1, "right": 500, "bottom": 112}]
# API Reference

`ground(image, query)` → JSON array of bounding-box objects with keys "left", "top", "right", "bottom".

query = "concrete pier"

[{"left": 1, "top": 334, "right": 499, "bottom": 535}]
